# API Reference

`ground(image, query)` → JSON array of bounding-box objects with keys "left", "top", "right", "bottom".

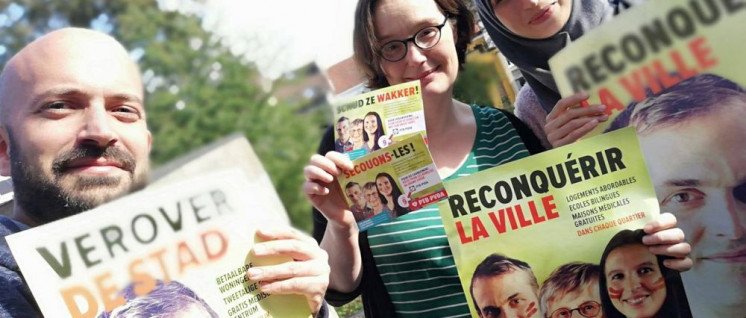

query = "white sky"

[{"left": 160, "top": 0, "right": 357, "bottom": 79}]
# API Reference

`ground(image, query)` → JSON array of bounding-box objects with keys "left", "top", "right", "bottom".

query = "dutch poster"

[
  {"left": 7, "top": 170, "right": 311, "bottom": 318},
  {"left": 439, "top": 128, "right": 691, "bottom": 318},
  {"left": 332, "top": 80, "right": 426, "bottom": 160},
  {"left": 549, "top": 0, "right": 746, "bottom": 316},
  {"left": 339, "top": 134, "right": 446, "bottom": 231}
]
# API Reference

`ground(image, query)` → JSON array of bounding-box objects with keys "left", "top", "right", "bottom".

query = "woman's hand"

[
  {"left": 545, "top": 92, "right": 609, "bottom": 148},
  {"left": 304, "top": 151, "right": 363, "bottom": 294},
  {"left": 642, "top": 212, "right": 693, "bottom": 271},
  {"left": 248, "top": 227, "right": 330, "bottom": 316},
  {"left": 303, "top": 152, "right": 355, "bottom": 225}
]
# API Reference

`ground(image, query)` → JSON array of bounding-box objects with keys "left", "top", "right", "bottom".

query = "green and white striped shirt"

[{"left": 367, "top": 105, "right": 531, "bottom": 317}]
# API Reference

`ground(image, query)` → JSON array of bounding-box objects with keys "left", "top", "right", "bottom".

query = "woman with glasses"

[
  {"left": 599, "top": 229, "right": 692, "bottom": 318},
  {"left": 304, "top": 0, "right": 691, "bottom": 317}
]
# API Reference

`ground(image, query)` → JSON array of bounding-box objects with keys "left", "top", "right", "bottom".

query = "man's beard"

[{"left": 9, "top": 139, "right": 147, "bottom": 225}]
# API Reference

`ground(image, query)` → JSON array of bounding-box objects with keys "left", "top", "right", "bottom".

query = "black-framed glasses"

[
  {"left": 378, "top": 15, "right": 450, "bottom": 62},
  {"left": 550, "top": 301, "right": 601, "bottom": 318}
]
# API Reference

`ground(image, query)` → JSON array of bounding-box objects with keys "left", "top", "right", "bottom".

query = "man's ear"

[{"left": 0, "top": 128, "right": 11, "bottom": 176}]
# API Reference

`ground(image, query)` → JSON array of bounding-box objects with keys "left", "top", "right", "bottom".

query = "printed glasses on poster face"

[
  {"left": 550, "top": 301, "right": 601, "bottom": 318},
  {"left": 379, "top": 15, "right": 450, "bottom": 62}
]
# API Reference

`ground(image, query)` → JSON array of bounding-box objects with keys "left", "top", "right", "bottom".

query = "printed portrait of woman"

[
  {"left": 375, "top": 172, "right": 410, "bottom": 218},
  {"left": 350, "top": 118, "right": 367, "bottom": 152},
  {"left": 363, "top": 111, "right": 385, "bottom": 151},
  {"left": 599, "top": 229, "right": 692, "bottom": 318},
  {"left": 363, "top": 182, "right": 393, "bottom": 220}
]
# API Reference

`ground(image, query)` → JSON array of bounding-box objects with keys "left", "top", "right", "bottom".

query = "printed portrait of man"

[
  {"left": 538, "top": 262, "right": 603, "bottom": 318},
  {"left": 334, "top": 116, "right": 352, "bottom": 153},
  {"left": 607, "top": 73, "right": 746, "bottom": 317},
  {"left": 344, "top": 182, "right": 371, "bottom": 222},
  {"left": 469, "top": 254, "right": 540, "bottom": 318},
  {"left": 98, "top": 280, "right": 218, "bottom": 318}
]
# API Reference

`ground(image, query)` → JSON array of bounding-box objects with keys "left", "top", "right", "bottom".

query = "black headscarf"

[{"left": 475, "top": 0, "right": 613, "bottom": 112}]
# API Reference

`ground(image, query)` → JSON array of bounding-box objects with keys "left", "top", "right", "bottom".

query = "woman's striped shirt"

[{"left": 366, "top": 105, "right": 531, "bottom": 317}]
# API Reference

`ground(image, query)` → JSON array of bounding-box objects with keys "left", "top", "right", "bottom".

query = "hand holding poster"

[
  {"left": 549, "top": 1, "right": 746, "bottom": 316},
  {"left": 6, "top": 170, "right": 312, "bottom": 318},
  {"left": 549, "top": 0, "right": 743, "bottom": 135},
  {"left": 338, "top": 134, "right": 446, "bottom": 231},
  {"left": 439, "top": 128, "right": 691, "bottom": 318},
  {"left": 332, "top": 81, "right": 426, "bottom": 159}
]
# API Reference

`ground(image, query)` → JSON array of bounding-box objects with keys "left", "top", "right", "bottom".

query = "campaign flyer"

[
  {"left": 7, "top": 170, "right": 311, "bottom": 318},
  {"left": 439, "top": 128, "right": 691, "bottom": 318},
  {"left": 549, "top": 1, "right": 746, "bottom": 316},
  {"left": 332, "top": 80, "right": 426, "bottom": 160},
  {"left": 339, "top": 134, "right": 446, "bottom": 231}
]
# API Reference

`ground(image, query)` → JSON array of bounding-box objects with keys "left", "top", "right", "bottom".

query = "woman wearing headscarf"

[{"left": 474, "top": 0, "right": 643, "bottom": 147}]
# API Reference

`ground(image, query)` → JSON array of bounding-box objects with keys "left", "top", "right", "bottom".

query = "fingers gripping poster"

[
  {"left": 439, "top": 128, "right": 691, "bottom": 318},
  {"left": 550, "top": 1, "right": 746, "bottom": 316},
  {"left": 7, "top": 170, "right": 311, "bottom": 318}
]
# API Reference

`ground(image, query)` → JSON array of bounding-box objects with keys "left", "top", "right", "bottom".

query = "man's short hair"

[
  {"left": 345, "top": 181, "right": 360, "bottom": 190},
  {"left": 469, "top": 254, "right": 538, "bottom": 316},
  {"left": 352, "top": 118, "right": 364, "bottom": 125},
  {"left": 363, "top": 182, "right": 377, "bottom": 192},
  {"left": 99, "top": 280, "right": 218, "bottom": 318},
  {"left": 607, "top": 74, "right": 746, "bottom": 134},
  {"left": 337, "top": 116, "right": 350, "bottom": 124},
  {"left": 538, "top": 262, "right": 600, "bottom": 316}
]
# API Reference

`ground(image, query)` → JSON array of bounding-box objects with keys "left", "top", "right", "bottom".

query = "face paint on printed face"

[
  {"left": 472, "top": 269, "right": 540, "bottom": 318},
  {"left": 605, "top": 244, "right": 666, "bottom": 318}
]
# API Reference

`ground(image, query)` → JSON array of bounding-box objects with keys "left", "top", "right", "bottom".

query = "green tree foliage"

[
  {"left": 453, "top": 59, "right": 496, "bottom": 107},
  {"left": 453, "top": 56, "right": 515, "bottom": 112},
  {"left": 0, "top": 0, "right": 327, "bottom": 231}
]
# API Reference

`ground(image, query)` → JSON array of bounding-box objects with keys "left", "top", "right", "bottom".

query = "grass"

[{"left": 334, "top": 296, "right": 363, "bottom": 318}]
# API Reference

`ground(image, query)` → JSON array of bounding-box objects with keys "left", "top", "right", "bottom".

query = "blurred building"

[
  {"left": 325, "top": 57, "right": 365, "bottom": 95},
  {"left": 320, "top": 56, "right": 369, "bottom": 111},
  {"left": 465, "top": 22, "right": 523, "bottom": 109},
  {"left": 271, "top": 63, "right": 331, "bottom": 112}
]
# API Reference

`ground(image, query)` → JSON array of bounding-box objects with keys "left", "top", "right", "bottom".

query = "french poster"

[
  {"left": 332, "top": 80, "right": 426, "bottom": 160},
  {"left": 339, "top": 134, "right": 446, "bottom": 231},
  {"left": 7, "top": 170, "right": 311, "bottom": 318},
  {"left": 439, "top": 128, "right": 691, "bottom": 317},
  {"left": 549, "top": 0, "right": 746, "bottom": 316}
]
